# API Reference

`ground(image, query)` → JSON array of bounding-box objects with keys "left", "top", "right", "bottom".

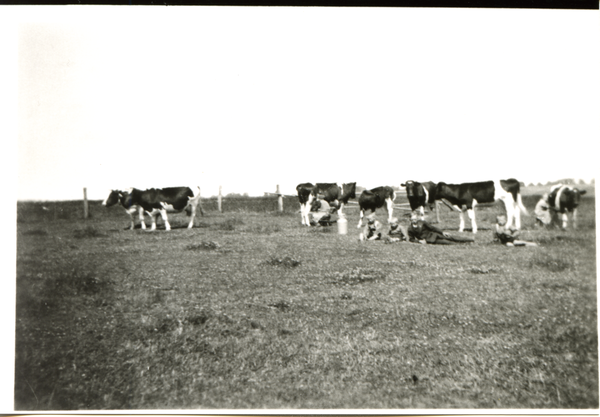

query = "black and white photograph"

[{"left": 2, "top": 2, "right": 598, "bottom": 412}]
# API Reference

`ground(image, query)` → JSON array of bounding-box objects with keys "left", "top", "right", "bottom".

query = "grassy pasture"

[{"left": 14, "top": 190, "right": 597, "bottom": 410}]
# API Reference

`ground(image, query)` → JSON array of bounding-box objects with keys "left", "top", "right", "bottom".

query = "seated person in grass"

[
  {"left": 359, "top": 214, "right": 384, "bottom": 241},
  {"left": 407, "top": 213, "right": 474, "bottom": 245},
  {"left": 309, "top": 194, "right": 336, "bottom": 226},
  {"left": 494, "top": 214, "right": 538, "bottom": 247},
  {"left": 534, "top": 193, "right": 557, "bottom": 227},
  {"left": 384, "top": 217, "right": 409, "bottom": 243}
]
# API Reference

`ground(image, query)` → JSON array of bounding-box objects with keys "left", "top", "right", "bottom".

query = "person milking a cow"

[
  {"left": 494, "top": 214, "right": 538, "bottom": 247},
  {"left": 309, "top": 192, "right": 337, "bottom": 226},
  {"left": 534, "top": 193, "right": 558, "bottom": 228}
]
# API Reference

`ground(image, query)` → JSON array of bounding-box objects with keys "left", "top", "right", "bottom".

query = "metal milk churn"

[{"left": 337, "top": 214, "right": 348, "bottom": 235}]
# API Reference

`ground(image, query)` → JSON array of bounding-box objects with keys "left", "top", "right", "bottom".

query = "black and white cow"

[
  {"left": 356, "top": 186, "right": 396, "bottom": 228},
  {"left": 548, "top": 184, "right": 587, "bottom": 229},
  {"left": 401, "top": 180, "right": 438, "bottom": 222},
  {"left": 296, "top": 182, "right": 357, "bottom": 226},
  {"left": 103, "top": 186, "right": 203, "bottom": 231},
  {"left": 434, "top": 179, "right": 527, "bottom": 233}
]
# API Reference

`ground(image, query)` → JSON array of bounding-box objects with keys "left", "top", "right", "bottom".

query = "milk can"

[{"left": 337, "top": 214, "right": 348, "bottom": 235}]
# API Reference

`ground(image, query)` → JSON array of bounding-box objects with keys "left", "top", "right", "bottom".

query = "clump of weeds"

[
  {"left": 216, "top": 217, "right": 245, "bottom": 231},
  {"left": 329, "top": 267, "right": 387, "bottom": 286},
  {"left": 468, "top": 266, "right": 499, "bottom": 274},
  {"left": 268, "top": 300, "right": 291, "bottom": 311},
  {"left": 265, "top": 256, "right": 301, "bottom": 268},
  {"left": 186, "top": 241, "right": 221, "bottom": 251}
]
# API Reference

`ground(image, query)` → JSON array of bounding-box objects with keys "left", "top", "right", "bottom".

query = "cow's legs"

[
  {"left": 337, "top": 202, "right": 345, "bottom": 218},
  {"left": 149, "top": 212, "right": 158, "bottom": 231},
  {"left": 357, "top": 209, "right": 365, "bottom": 228},
  {"left": 385, "top": 198, "right": 394, "bottom": 223},
  {"left": 467, "top": 204, "right": 477, "bottom": 234},
  {"left": 419, "top": 206, "right": 425, "bottom": 221},
  {"left": 304, "top": 204, "right": 311, "bottom": 226},
  {"left": 512, "top": 201, "right": 521, "bottom": 230},
  {"left": 502, "top": 198, "right": 519, "bottom": 231},
  {"left": 503, "top": 198, "right": 514, "bottom": 231},
  {"left": 125, "top": 207, "right": 137, "bottom": 230},
  {"left": 159, "top": 210, "right": 171, "bottom": 231},
  {"left": 187, "top": 206, "right": 196, "bottom": 229},
  {"left": 572, "top": 208, "right": 578, "bottom": 229},
  {"left": 561, "top": 212, "right": 569, "bottom": 229},
  {"left": 304, "top": 204, "right": 312, "bottom": 226},
  {"left": 305, "top": 195, "right": 316, "bottom": 226},
  {"left": 139, "top": 207, "right": 147, "bottom": 230},
  {"left": 455, "top": 206, "right": 465, "bottom": 232},
  {"left": 299, "top": 203, "right": 307, "bottom": 225}
]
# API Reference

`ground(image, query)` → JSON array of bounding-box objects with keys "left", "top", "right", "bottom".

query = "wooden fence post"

[
  {"left": 277, "top": 184, "right": 283, "bottom": 212},
  {"left": 218, "top": 186, "right": 222, "bottom": 213},
  {"left": 83, "top": 188, "right": 89, "bottom": 219}
]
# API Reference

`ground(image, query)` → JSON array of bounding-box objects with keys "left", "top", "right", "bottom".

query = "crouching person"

[
  {"left": 494, "top": 215, "right": 538, "bottom": 247},
  {"left": 309, "top": 194, "right": 335, "bottom": 226},
  {"left": 408, "top": 213, "right": 474, "bottom": 245},
  {"left": 384, "top": 217, "right": 409, "bottom": 243},
  {"left": 534, "top": 193, "right": 556, "bottom": 228},
  {"left": 359, "top": 214, "right": 384, "bottom": 241}
]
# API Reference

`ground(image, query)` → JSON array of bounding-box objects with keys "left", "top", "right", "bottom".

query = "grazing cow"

[
  {"left": 103, "top": 186, "right": 203, "bottom": 231},
  {"left": 401, "top": 180, "right": 438, "bottom": 222},
  {"left": 356, "top": 186, "right": 396, "bottom": 228},
  {"left": 296, "top": 182, "right": 356, "bottom": 226},
  {"left": 548, "top": 184, "right": 587, "bottom": 229},
  {"left": 434, "top": 179, "right": 527, "bottom": 233}
]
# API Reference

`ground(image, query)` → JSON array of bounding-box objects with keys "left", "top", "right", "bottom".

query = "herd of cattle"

[
  {"left": 102, "top": 179, "right": 588, "bottom": 232},
  {"left": 296, "top": 179, "right": 587, "bottom": 232}
]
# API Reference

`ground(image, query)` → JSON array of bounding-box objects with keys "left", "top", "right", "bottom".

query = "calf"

[
  {"left": 435, "top": 179, "right": 527, "bottom": 233},
  {"left": 357, "top": 186, "right": 396, "bottom": 228},
  {"left": 401, "top": 180, "right": 438, "bottom": 222},
  {"left": 548, "top": 184, "right": 587, "bottom": 229},
  {"left": 103, "top": 186, "right": 203, "bottom": 231},
  {"left": 296, "top": 182, "right": 356, "bottom": 226}
]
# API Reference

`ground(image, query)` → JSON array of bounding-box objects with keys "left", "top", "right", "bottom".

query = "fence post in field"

[
  {"left": 218, "top": 186, "right": 222, "bottom": 213},
  {"left": 277, "top": 184, "right": 283, "bottom": 212},
  {"left": 83, "top": 188, "right": 89, "bottom": 219}
]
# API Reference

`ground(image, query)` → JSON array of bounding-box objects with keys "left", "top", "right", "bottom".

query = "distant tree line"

[{"left": 527, "top": 178, "right": 593, "bottom": 187}]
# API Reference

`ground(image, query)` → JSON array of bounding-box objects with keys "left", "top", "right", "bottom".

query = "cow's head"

[
  {"left": 402, "top": 181, "right": 423, "bottom": 198},
  {"left": 103, "top": 190, "right": 122, "bottom": 207},
  {"left": 341, "top": 182, "right": 357, "bottom": 202},
  {"left": 563, "top": 187, "right": 587, "bottom": 210},
  {"left": 103, "top": 190, "right": 134, "bottom": 208}
]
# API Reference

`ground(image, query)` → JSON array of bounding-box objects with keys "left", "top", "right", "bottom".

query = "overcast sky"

[{"left": 5, "top": 6, "right": 599, "bottom": 202}]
